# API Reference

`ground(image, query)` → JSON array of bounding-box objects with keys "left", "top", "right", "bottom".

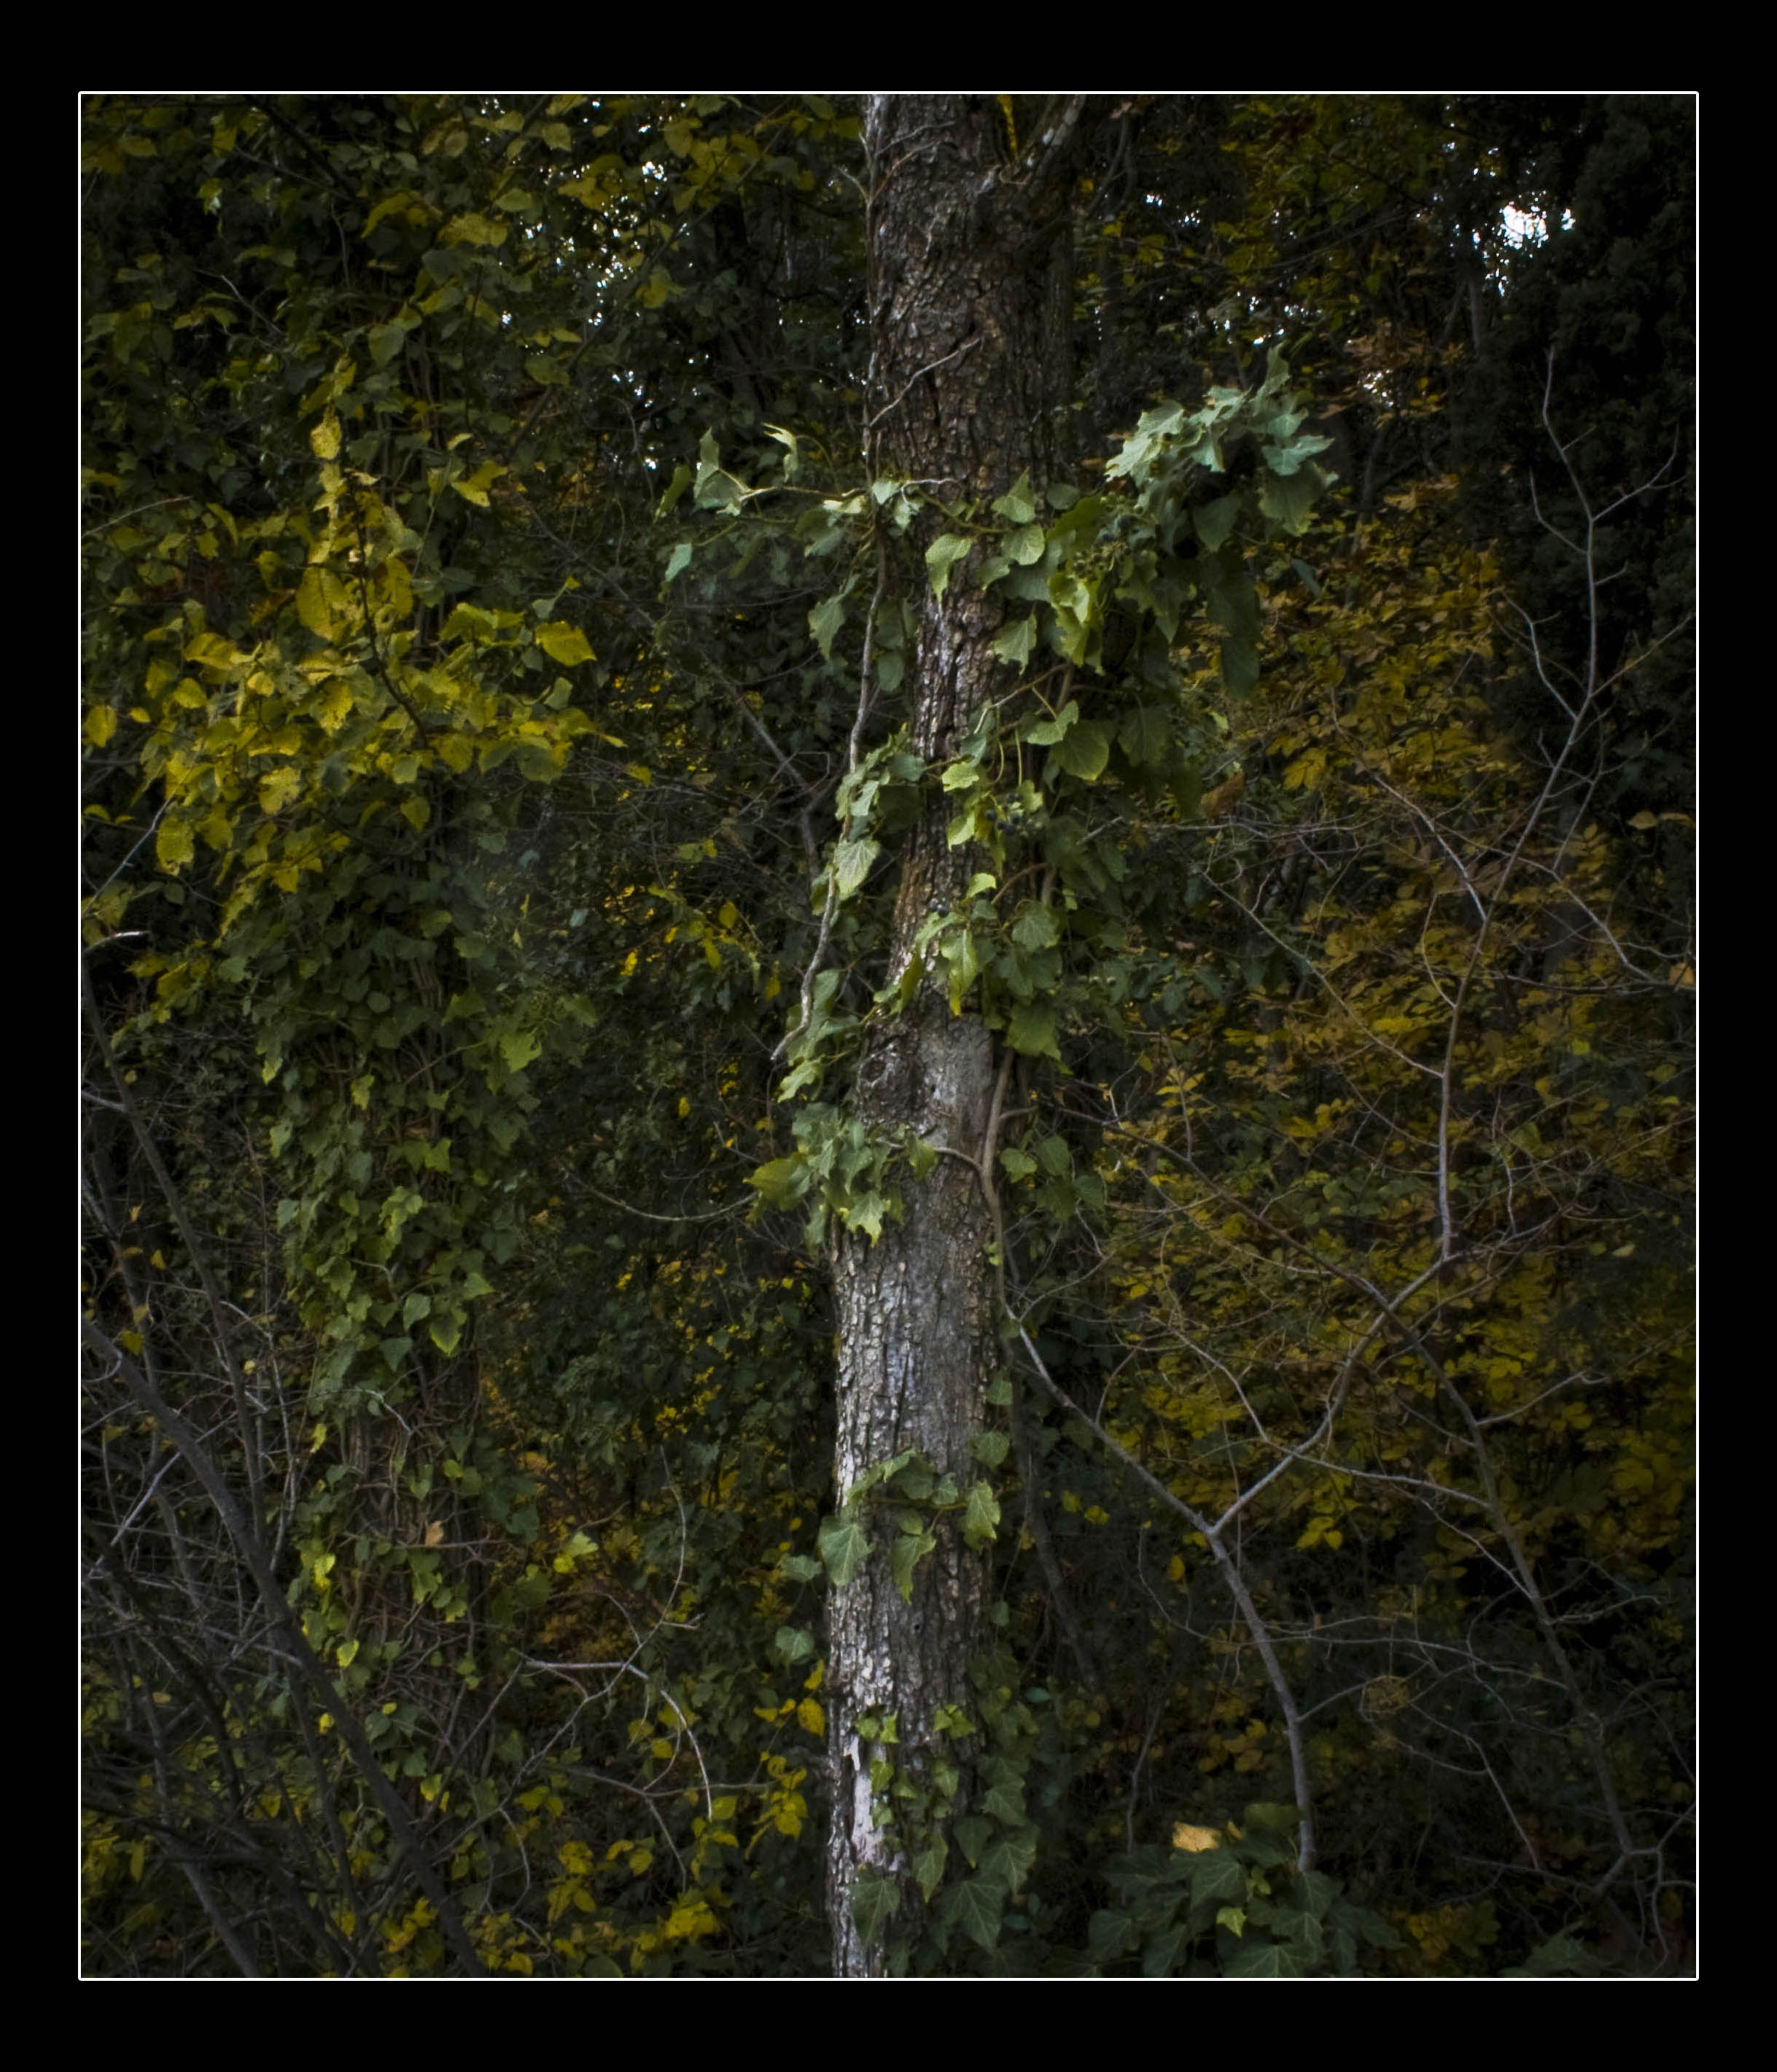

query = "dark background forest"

[{"left": 82, "top": 93, "right": 1694, "bottom": 1976}]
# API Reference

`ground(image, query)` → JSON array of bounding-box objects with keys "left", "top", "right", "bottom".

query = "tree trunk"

[{"left": 825, "top": 93, "right": 1079, "bottom": 1978}]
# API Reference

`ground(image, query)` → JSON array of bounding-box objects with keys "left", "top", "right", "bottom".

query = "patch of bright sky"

[{"left": 1501, "top": 205, "right": 1574, "bottom": 247}]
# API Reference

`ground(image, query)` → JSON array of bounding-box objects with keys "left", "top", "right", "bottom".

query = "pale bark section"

[{"left": 825, "top": 95, "right": 1079, "bottom": 1977}]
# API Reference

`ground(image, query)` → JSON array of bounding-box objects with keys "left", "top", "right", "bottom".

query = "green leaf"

[
  {"left": 809, "top": 593, "right": 846, "bottom": 661},
  {"left": 1023, "top": 699, "right": 1078, "bottom": 748},
  {"left": 831, "top": 835, "right": 881, "bottom": 901},
  {"left": 1189, "top": 1847, "right": 1247, "bottom": 1903},
  {"left": 978, "top": 1829, "right": 1037, "bottom": 1896},
  {"left": 1224, "top": 1937, "right": 1301, "bottom": 1977},
  {"left": 1259, "top": 467, "right": 1322, "bottom": 535},
  {"left": 942, "top": 928, "right": 982, "bottom": 1014},
  {"left": 1193, "top": 493, "right": 1240, "bottom": 551},
  {"left": 1243, "top": 1801, "right": 1306, "bottom": 1835},
  {"left": 990, "top": 470, "right": 1037, "bottom": 525},
  {"left": 656, "top": 463, "right": 694, "bottom": 515},
  {"left": 1052, "top": 719, "right": 1109, "bottom": 782},
  {"left": 1006, "top": 521, "right": 1046, "bottom": 565},
  {"left": 1119, "top": 707, "right": 1172, "bottom": 766},
  {"left": 890, "top": 1527, "right": 937, "bottom": 1602},
  {"left": 746, "top": 1156, "right": 809, "bottom": 1209},
  {"left": 925, "top": 532, "right": 972, "bottom": 599},
  {"left": 498, "top": 1029, "right": 543, "bottom": 1072},
  {"left": 953, "top": 1815, "right": 992, "bottom": 1869},
  {"left": 912, "top": 1836, "right": 949, "bottom": 1901},
  {"left": 991, "top": 615, "right": 1036, "bottom": 672},
  {"left": 963, "top": 1479, "right": 1000, "bottom": 1551},
  {"left": 938, "top": 1874, "right": 1005, "bottom": 1951},
  {"left": 664, "top": 541, "right": 693, "bottom": 583},
  {"left": 972, "top": 1430, "right": 1010, "bottom": 1468},
  {"left": 1010, "top": 902, "right": 1058, "bottom": 949},
  {"left": 819, "top": 1509, "right": 873, "bottom": 1587},
  {"left": 772, "top": 1624, "right": 817, "bottom": 1662},
  {"left": 368, "top": 321, "right": 410, "bottom": 367},
  {"left": 850, "top": 1869, "right": 899, "bottom": 1941},
  {"left": 1005, "top": 1002, "right": 1060, "bottom": 1062}
]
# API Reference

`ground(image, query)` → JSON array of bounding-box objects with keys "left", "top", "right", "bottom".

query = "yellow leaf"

[
  {"left": 424, "top": 1521, "right": 445, "bottom": 1548},
  {"left": 258, "top": 766, "right": 300, "bottom": 814},
  {"left": 310, "top": 408, "right": 341, "bottom": 461},
  {"left": 85, "top": 704, "right": 119, "bottom": 747},
  {"left": 536, "top": 620, "right": 594, "bottom": 666},
  {"left": 1173, "top": 1823, "right": 1221, "bottom": 1853},
  {"left": 155, "top": 820, "right": 195, "bottom": 872},
  {"left": 295, "top": 566, "right": 335, "bottom": 639}
]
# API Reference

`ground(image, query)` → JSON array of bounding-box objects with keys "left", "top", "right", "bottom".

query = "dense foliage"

[{"left": 82, "top": 93, "right": 1693, "bottom": 1976}]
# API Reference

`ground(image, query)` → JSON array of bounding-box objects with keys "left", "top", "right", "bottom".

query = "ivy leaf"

[
  {"left": 1006, "top": 521, "right": 1046, "bottom": 565},
  {"left": 891, "top": 1527, "right": 937, "bottom": 1602},
  {"left": 981, "top": 1774, "right": 1025, "bottom": 1823},
  {"left": 849, "top": 1869, "right": 898, "bottom": 1941},
  {"left": 819, "top": 1510, "right": 873, "bottom": 1587},
  {"left": 938, "top": 1874, "right": 1005, "bottom": 1951},
  {"left": 913, "top": 1835, "right": 949, "bottom": 1902},
  {"left": 1224, "top": 1938, "right": 1302, "bottom": 1977},
  {"left": 972, "top": 1430, "right": 1010, "bottom": 1468},
  {"left": 953, "top": 1815, "right": 992, "bottom": 1868},
  {"left": 1189, "top": 1847, "right": 1248, "bottom": 1903},
  {"left": 963, "top": 1479, "right": 1000, "bottom": 1551},
  {"left": 978, "top": 1829, "right": 1037, "bottom": 1896}
]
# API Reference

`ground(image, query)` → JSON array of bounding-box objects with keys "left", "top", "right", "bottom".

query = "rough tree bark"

[{"left": 825, "top": 93, "right": 1082, "bottom": 1979}]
